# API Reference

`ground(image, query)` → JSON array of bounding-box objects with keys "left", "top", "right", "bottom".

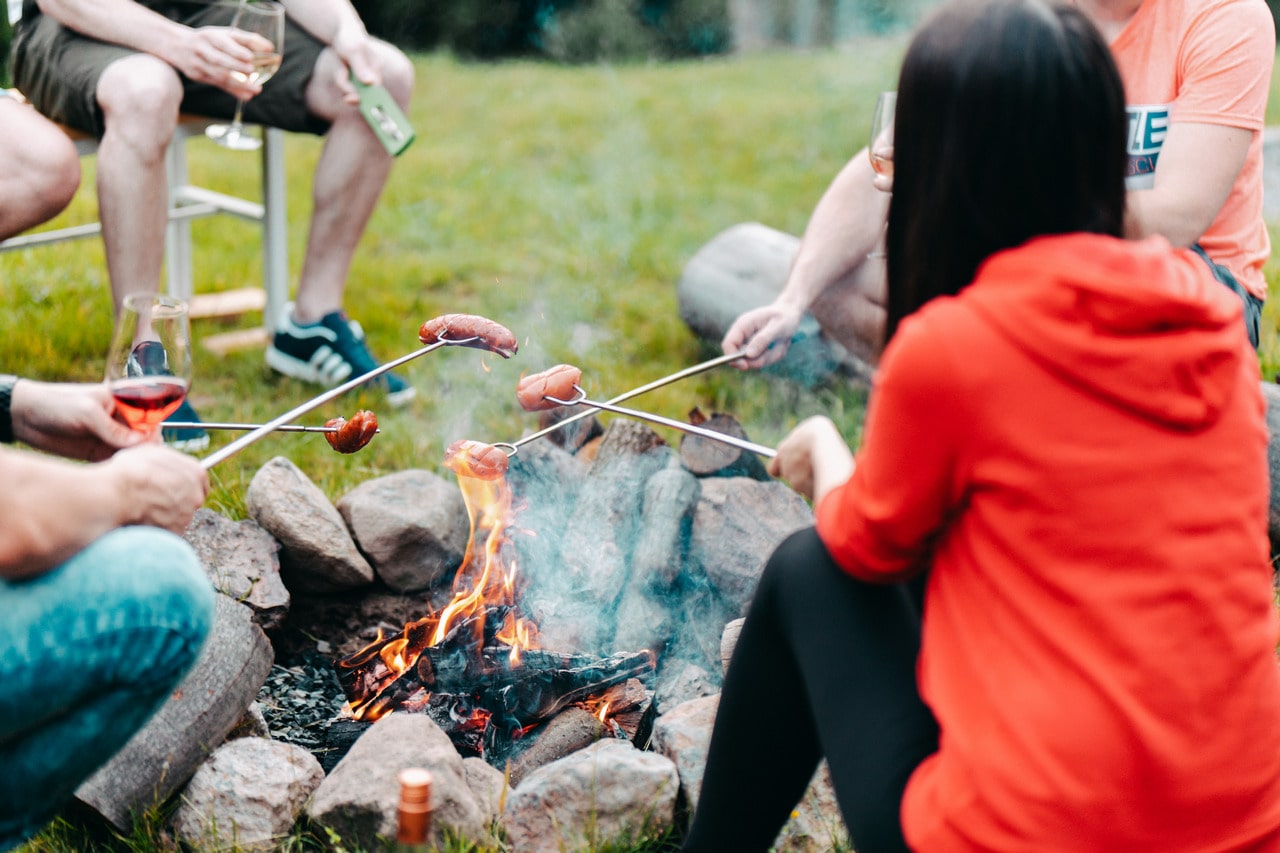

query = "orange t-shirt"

[
  {"left": 1111, "top": 0, "right": 1275, "bottom": 299},
  {"left": 816, "top": 233, "right": 1280, "bottom": 850}
]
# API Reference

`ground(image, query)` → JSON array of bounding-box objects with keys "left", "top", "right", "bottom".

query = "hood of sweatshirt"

[{"left": 961, "top": 233, "right": 1248, "bottom": 430}]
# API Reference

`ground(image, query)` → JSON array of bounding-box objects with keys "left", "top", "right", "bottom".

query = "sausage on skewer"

[
  {"left": 444, "top": 439, "right": 510, "bottom": 480},
  {"left": 419, "top": 314, "right": 519, "bottom": 359},
  {"left": 325, "top": 410, "right": 379, "bottom": 454},
  {"left": 516, "top": 364, "right": 583, "bottom": 412}
]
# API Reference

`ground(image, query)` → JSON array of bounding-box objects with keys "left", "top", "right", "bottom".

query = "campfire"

[{"left": 334, "top": 439, "right": 655, "bottom": 760}]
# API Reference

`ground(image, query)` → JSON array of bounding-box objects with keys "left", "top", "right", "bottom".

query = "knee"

[
  {"left": 92, "top": 527, "right": 215, "bottom": 654},
  {"left": 97, "top": 60, "right": 183, "bottom": 149},
  {"left": 23, "top": 119, "right": 81, "bottom": 218},
  {"left": 377, "top": 44, "right": 414, "bottom": 106}
]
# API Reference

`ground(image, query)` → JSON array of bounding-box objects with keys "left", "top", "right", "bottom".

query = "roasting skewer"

[
  {"left": 544, "top": 387, "right": 777, "bottom": 459},
  {"left": 200, "top": 313, "right": 518, "bottom": 470},
  {"left": 167, "top": 421, "right": 380, "bottom": 434},
  {"left": 501, "top": 362, "right": 776, "bottom": 459},
  {"left": 494, "top": 350, "right": 748, "bottom": 455}
]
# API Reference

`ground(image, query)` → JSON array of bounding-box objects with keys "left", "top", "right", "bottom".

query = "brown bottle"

[{"left": 395, "top": 767, "right": 433, "bottom": 851}]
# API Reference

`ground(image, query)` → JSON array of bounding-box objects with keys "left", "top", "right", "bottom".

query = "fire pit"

[{"left": 332, "top": 435, "right": 657, "bottom": 761}]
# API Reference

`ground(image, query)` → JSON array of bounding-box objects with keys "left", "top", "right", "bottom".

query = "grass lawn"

[{"left": 7, "top": 40, "right": 1280, "bottom": 853}]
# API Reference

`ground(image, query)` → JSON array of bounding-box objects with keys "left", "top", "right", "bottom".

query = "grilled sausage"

[
  {"left": 444, "top": 439, "right": 510, "bottom": 480},
  {"left": 516, "top": 364, "right": 583, "bottom": 411},
  {"left": 325, "top": 410, "right": 378, "bottom": 453},
  {"left": 418, "top": 314, "right": 518, "bottom": 359}
]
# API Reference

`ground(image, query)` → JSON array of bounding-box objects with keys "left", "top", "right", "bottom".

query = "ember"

[{"left": 334, "top": 439, "right": 654, "bottom": 759}]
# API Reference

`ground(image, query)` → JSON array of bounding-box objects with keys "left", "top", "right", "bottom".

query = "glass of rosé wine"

[
  {"left": 104, "top": 294, "right": 193, "bottom": 437},
  {"left": 205, "top": 0, "right": 285, "bottom": 151}
]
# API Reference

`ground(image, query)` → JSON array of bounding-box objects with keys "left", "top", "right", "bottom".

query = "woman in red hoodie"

[{"left": 681, "top": 1, "right": 1280, "bottom": 851}]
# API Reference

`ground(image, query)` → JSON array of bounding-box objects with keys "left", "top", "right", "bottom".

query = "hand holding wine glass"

[
  {"left": 105, "top": 294, "right": 193, "bottom": 438},
  {"left": 206, "top": 0, "right": 286, "bottom": 151}
]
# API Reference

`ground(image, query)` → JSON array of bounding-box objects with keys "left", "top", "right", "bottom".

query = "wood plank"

[
  {"left": 188, "top": 287, "right": 267, "bottom": 320},
  {"left": 201, "top": 326, "right": 270, "bottom": 356}
]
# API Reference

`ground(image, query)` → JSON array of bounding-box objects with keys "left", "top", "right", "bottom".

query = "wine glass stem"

[{"left": 230, "top": 98, "right": 247, "bottom": 132}]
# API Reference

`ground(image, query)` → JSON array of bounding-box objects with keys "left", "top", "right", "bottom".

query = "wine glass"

[
  {"left": 868, "top": 91, "right": 896, "bottom": 178},
  {"left": 866, "top": 91, "right": 896, "bottom": 260},
  {"left": 104, "top": 294, "right": 193, "bottom": 437},
  {"left": 205, "top": 0, "right": 286, "bottom": 151}
]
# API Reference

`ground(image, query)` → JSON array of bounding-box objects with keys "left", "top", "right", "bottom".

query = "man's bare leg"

[
  {"left": 94, "top": 55, "right": 184, "bottom": 315},
  {"left": 291, "top": 42, "right": 414, "bottom": 324},
  {"left": 0, "top": 99, "right": 81, "bottom": 241}
]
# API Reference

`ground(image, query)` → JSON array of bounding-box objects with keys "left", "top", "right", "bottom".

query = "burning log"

[{"left": 679, "top": 408, "right": 771, "bottom": 481}]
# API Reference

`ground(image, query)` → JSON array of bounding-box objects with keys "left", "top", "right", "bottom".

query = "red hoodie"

[{"left": 816, "top": 233, "right": 1280, "bottom": 851}]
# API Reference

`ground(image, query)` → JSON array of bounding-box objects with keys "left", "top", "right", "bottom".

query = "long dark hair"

[{"left": 883, "top": 0, "right": 1127, "bottom": 343}]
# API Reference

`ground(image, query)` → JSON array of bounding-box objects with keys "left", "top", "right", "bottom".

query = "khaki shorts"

[{"left": 11, "top": 2, "right": 330, "bottom": 137}]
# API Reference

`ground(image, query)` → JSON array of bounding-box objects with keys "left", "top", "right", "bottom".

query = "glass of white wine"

[
  {"left": 868, "top": 91, "right": 896, "bottom": 178},
  {"left": 866, "top": 91, "right": 896, "bottom": 260},
  {"left": 205, "top": 0, "right": 285, "bottom": 151}
]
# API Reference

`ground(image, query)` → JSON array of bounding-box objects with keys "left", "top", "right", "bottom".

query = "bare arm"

[
  {"left": 0, "top": 443, "right": 208, "bottom": 579},
  {"left": 767, "top": 415, "right": 855, "bottom": 504},
  {"left": 723, "top": 150, "right": 890, "bottom": 368},
  {"left": 279, "top": 0, "right": 381, "bottom": 95},
  {"left": 34, "top": 0, "right": 270, "bottom": 98},
  {"left": 1124, "top": 122, "right": 1250, "bottom": 247}
]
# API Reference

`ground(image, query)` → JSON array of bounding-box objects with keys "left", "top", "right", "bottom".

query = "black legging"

[{"left": 682, "top": 527, "right": 939, "bottom": 853}]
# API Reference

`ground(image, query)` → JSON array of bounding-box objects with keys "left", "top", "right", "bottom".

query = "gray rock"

[
  {"left": 720, "top": 618, "right": 744, "bottom": 675},
  {"left": 654, "top": 662, "right": 718, "bottom": 715},
  {"left": 169, "top": 737, "right": 323, "bottom": 851},
  {"left": 185, "top": 508, "right": 289, "bottom": 630},
  {"left": 650, "top": 693, "right": 719, "bottom": 814},
  {"left": 337, "top": 469, "right": 469, "bottom": 593},
  {"left": 690, "top": 477, "right": 813, "bottom": 614},
  {"left": 247, "top": 456, "right": 374, "bottom": 594},
  {"left": 76, "top": 595, "right": 274, "bottom": 828},
  {"left": 226, "top": 702, "right": 271, "bottom": 741},
  {"left": 1260, "top": 382, "right": 1280, "bottom": 558},
  {"left": 676, "top": 221, "right": 846, "bottom": 386},
  {"left": 504, "top": 739, "right": 678, "bottom": 852},
  {"left": 307, "top": 713, "right": 490, "bottom": 850},
  {"left": 462, "top": 756, "right": 508, "bottom": 825},
  {"left": 652, "top": 693, "right": 849, "bottom": 850}
]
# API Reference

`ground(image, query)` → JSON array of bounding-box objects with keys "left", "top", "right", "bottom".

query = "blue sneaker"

[
  {"left": 265, "top": 306, "right": 416, "bottom": 407},
  {"left": 161, "top": 398, "right": 210, "bottom": 453},
  {"left": 127, "top": 342, "right": 209, "bottom": 452}
]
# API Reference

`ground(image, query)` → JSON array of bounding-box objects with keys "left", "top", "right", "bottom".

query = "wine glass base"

[{"left": 205, "top": 123, "right": 262, "bottom": 151}]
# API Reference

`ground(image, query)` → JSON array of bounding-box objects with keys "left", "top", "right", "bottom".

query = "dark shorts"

[
  {"left": 1191, "top": 244, "right": 1263, "bottom": 349},
  {"left": 11, "top": 2, "right": 330, "bottom": 137}
]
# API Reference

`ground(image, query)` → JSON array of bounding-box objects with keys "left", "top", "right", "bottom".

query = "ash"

[{"left": 255, "top": 650, "right": 347, "bottom": 764}]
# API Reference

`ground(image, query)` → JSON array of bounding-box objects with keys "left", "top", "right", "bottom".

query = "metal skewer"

[
  {"left": 494, "top": 350, "right": 748, "bottom": 456},
  {"left": 538, "top": 386, "right": 776, "bottom": 458},
  {"left": 199, "top": 335, "right": 478, "bottom": 470},
  {"left": 167, "top": 421, "right": 381, "bottom": 434}
]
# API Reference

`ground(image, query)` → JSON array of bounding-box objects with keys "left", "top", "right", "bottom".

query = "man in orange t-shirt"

[
  {"left": 716, "top": 0, "right": 1276, "bottom": 365},
  {"left": 1097, "top": 0, "right": 1274, "bottom": 344}
]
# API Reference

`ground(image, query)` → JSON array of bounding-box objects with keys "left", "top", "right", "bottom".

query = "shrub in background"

[
  {"left": 1, "top": 12, "right": 11, "bottom": 88},
  {"left": 354, "top": 0, "right": 728, "bottom": 61}
]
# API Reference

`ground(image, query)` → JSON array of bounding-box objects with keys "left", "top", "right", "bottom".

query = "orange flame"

[{"left": 339, "top": 441, "right": 537, "bottom": 722}]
